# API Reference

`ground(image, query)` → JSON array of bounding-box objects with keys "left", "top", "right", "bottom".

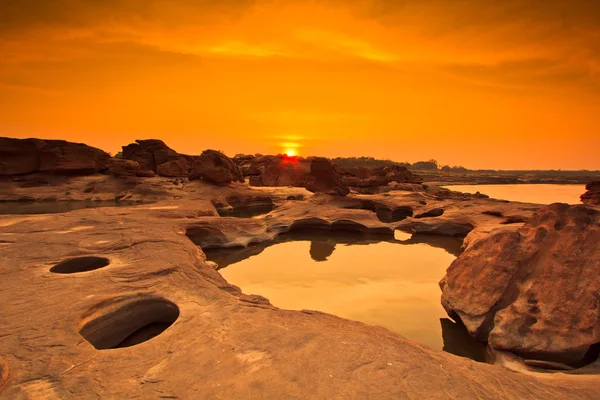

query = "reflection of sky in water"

[
  {"left": 443, "top": 184, "right": 585, "bottom": 204},
  {"left": 214, "top": 236, "right": 458, "bottom": 350}
]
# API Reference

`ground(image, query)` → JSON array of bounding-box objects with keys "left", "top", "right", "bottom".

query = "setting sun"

[{"left": 284, "top": 149, "right": 297, "bottom": 157}]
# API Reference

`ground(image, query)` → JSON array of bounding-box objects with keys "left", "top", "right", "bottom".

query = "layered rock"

[
  {"left": 122, "top": 139, "right": 188, "bottom": 177},
  {"left": 0, "top": 137, "right": 110, "bottom": 176},
  {"left": 189, "top": 150, "right": 244, "bottom": 185},
  {"left": 339, "top": 165, "right": 422, "bottom": 193},
  {"left": 581, "top": 180, "right": 600, "bottom": 206},
  {"left": 440, "top": 203, "right": 600, "bottom": 366},
  {"left": 232, "top": 154, "right": 258, "bottom": 176},
  {"left": 304, "top": 157, "right": 349, "bottom": 196},
  {"left": 249, "top": 156, "right": 311, "bottom": 187},
  {"left": 106, "top": 158, "right": 156, "bottom": 178}
]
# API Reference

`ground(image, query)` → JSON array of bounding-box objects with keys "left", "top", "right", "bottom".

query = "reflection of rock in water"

[
  {"left": 440, "top": 318, "right": 488, "bottom": 363},
  {"left": 309, "top": 241, "right": 336, "bottom": 262}
]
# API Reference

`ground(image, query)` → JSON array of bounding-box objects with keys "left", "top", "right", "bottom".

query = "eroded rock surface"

[
  {"left": 0, "top": 137, "right": 110, "bottom": 176},
  {"left": 441, "top": 203, "right": 600, "bottom": 366},
  {"left": 581, "top": 180, "right": 600, "bottom": 206},
  {"left": 122, "top": 139, "right": 188, "bottom": 177},
  {"left": 304, "top": 158, "right": 349, "bottom": 196},
  {"left": 189, "top": 150, "right": 244, "bottom": 185},
  {"left": 1, "top": 173, "right": 599, "bottom": 398}
]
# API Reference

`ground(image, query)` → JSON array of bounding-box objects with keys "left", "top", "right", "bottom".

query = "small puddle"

[
  {"left": 205, "top": 231, "right": 484, "bottom": 360},
  {"left": 0, "top": 201, "right": 147, "bottom": 215}
]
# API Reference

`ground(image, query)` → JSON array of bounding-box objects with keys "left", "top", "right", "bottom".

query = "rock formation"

[
  {"left": 581, "top": 180, "right": 600, "bottom": 206},
  {"left": 304, "top": 157, "right": 350, "bottom": 196},
  {"left": 0, "top": 137, "right": 110, "bottom": 176},
  {"left": 339, "top": 165, "right": 422, "bottom": 193},
  {"left": 441, "top": 203, "right": 600, "bottom": 366},
  {"left": 249, "top": 156, "right": 310, "bottom": 187},
  {"left": 189, "top": 150, "right": 244, "bottom": 185},
  {"left": 2, "top": 180, "right": 599, "bottom": 398},
  {"left": 106, "top": 158, "right": 157, "bottom": 178},
  {"left": 121, "top": 139, "right": 188, "bottom": 177}
]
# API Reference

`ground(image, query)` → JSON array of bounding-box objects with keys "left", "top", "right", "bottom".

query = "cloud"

[{"left": 295, "top": 29, "right": 396, "bottom": 62}]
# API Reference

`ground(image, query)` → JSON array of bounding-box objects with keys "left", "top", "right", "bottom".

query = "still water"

[
  {"left": 443, "top": 184, "right": 585, "bottom": 204},
  {"left": 206, "top": 231, "right": 485, "bottom": 356}
]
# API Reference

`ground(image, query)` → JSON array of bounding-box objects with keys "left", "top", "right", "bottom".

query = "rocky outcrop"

[
  {"left": 440, "top": 203, "right": 600, "bottom": 366},
  {"left": 188, "top": 150, "right": 244, "bottom": 185},
  {"left": 0, "top": 137, "right": 110, "bottom": 176},
  {"left": 339, "top": 165, "right": 422, "bottom": 193},
  {"left": 249, "top": 156, "right": 310, "bottom": 187},
  {"left": 304, "top": 158, "right": 349, "bottom": 196},
  {"left": 232, "top": 154, "right": 258, "bottom": 176},
  {"left": 1, "top": 186, "right": 599, "bottom": 398},
  {"left": 106, "top": 158, "right": 156, "bottom": 178},
  {"left": 122, "top": 139, "right": 188, "bottom": 177},
  {"left": 581, "top": 180, "right": 600, "bottom": 206}
]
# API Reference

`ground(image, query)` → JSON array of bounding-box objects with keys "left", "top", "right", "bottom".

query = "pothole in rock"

[
  {"left": 50, "top": 256, "right": 110, "bottom": 274},
  {"left": 212, "top": 197, "right": 275, "bottom": 218},
  {"left": 79, "top": 297, "right": 179, "bottom": 349},
  {"left": 203, "top": 229, "right": 488, "bottom": 361}
]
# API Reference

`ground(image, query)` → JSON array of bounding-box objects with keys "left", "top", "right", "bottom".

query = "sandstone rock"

[
  {"left": 106, "top": 158, "right": 140, "bottom": 177},
  {"left": 122, "top": 139, "right": 188, "bottom": 177},
  {"left": 2, "top": 172, "right": 599, "bottom": 397},
  {"left": 581, "top": 180, "right": 600, "bottom": 206},
  {"left": 0, "top": 137, "right": 110, "bottom": 176},
  {"left": 339, "top": 165, "right": 422, "bottom": 190},
  {"left": 188, "top": 150, "right": 244, "bottom": 185},
  {"left": 441, "top": 203, "right": 600, "bottom": 366},
  {"left": 304, "top": 157, "right": 349, "bottom": 196},
  {"left": 0, "top": 356, "right": 7, "bottom": 392},
  {"left": 415, "top": 208, "right": 444, "bottom": 218},
  {"left": 232, "top": 154, "right": 258, "bottom": 176},
  {"left": 0, "top": 137, "right": 39, "bottom": 175},
  {"left": 250, "top": 156, "right": 310, "bottom": 187},
  {"left": 156, "top": 159, "right": 189, "bottom": 177}
]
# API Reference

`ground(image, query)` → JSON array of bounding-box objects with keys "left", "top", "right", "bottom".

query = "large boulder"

[
  {"left": 232, "top": 154, "right": 258, "bottom": 176},
  {"left": 249, "top": 156, "right": 310, "bottom": 187},
  {"left": 440, "top": 203, "right": 600, "bottom": 366},
  {"left": 188, "top": 150, "right": 244, "bottom": 185},
  {"left": 122, "top": 139, "right": 188, "bottom": 177},
  {"left": 304, "top": 157, "right": 349, "bottom": 196},
  {"left": 339, "top": 165, "right": 421, "bottom": 191},
  {"left": 106, "top": 158, "right": 155, "bottom": 178},
  {"left": 581, "top": 180, "right": 600, "bottom": 206},
  {"left": 0, "top": 137, "right": 110, "bottom": 176}
]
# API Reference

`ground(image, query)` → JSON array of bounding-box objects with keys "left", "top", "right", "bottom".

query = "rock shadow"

[
  {"left": 79, "top": 296, "right": 179, "bottom": 350},
  {"left": 50, "top": 257, "right": 110, "bottom": 274}
]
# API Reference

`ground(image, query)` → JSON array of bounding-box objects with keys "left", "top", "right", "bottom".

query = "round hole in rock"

[
  {"left": 79, "top": 297, "right": 179, "bottom": 349},
  {"left": 50, "top": 256, "right": 110, "bottom": 274}
]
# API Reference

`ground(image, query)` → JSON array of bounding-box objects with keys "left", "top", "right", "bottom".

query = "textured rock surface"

[
  {"left": 340, "top": 165, "right": 422, "bottom": 192},
  {"left": 1, "top": 176, "right": 599, "bottom": 398},
  {"left": 0, "top": 137, "right": 110, "bottom": 176},
  {"left": 304, "top": 157, "right": 349, "bottom": 196},
  {"left": 441, "top": 203, "right": 600, "bottom": 366},
  {"left": 189, "top": 150, "right": 244, "bottom": 185},
  {"left": 581, "top": 180, "right": 600, "bottom": 206},
  {"left": 105, "top": 158, "right": 156, "bottom": 178},
  {"left": 122, "top": 139, "right": 189, "bottom": 177},
  {"left": 250, "top": 156, "right": 310, "bottom": 187}
]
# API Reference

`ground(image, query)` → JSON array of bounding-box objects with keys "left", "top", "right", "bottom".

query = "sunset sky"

[{"left": 1, "top": 0, "right": 599, "bottom": 169}]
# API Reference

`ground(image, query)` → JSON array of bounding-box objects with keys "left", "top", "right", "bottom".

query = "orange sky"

[{"left": 1, "top": 0, "right": 599, "bottom": 169}]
